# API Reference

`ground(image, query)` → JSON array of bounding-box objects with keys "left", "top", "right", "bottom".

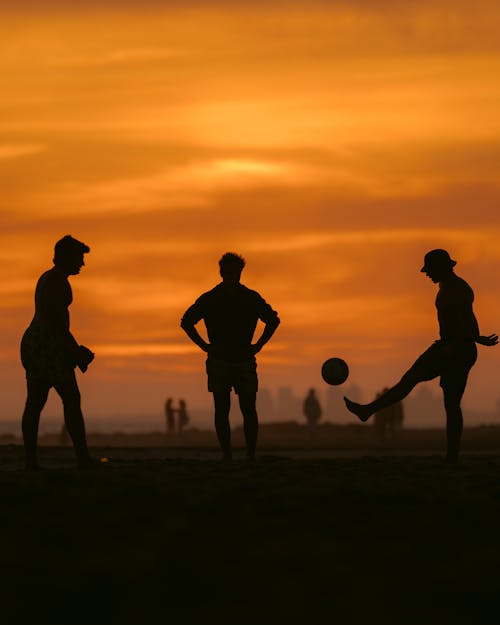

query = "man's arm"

[
  {"left": 180, "top": 319, "right": 211, "bottom": 353},
  {"left": 250, "top": 315, "right": 280, "bottom": 355},
  {"left": 44, "top": 274, "right": 88, "bottom": 365},
  {"left": 476, "top": 334, "right": 498, "bottom": 346},
  {"left": 180, "top": 299, "right": 211, "bottom": 353}
]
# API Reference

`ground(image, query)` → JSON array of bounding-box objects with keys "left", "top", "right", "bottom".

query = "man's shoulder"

[
  {"left": 452, "top": 274, "right": 474, "bottom": 294},
  {"left": 441, "top": 275, "right": 474, "bottom": 300},
  {"left": 202, "top": 283, "right": 262, "bottom": 299},
  {"left": 238, "top": 284, "right": 263, "bottom": 300},
  {"left": 37, "top": 267, "right": 67, "bottom": 288},
  {"left": 189, "top": 284, "right": 225, "bottom": 308},
  {"left": 199, "top": 283, "right": 224, "bottom": 299}
]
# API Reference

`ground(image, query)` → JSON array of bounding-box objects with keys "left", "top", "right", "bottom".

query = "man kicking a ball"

[
  {"left": 181, "top": 253, "right": 280, "bottom": 461},
  {"left": 344, "top": 249, "right": 497, "bottom": 463}
]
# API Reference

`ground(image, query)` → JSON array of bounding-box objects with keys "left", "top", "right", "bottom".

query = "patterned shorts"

[{"left": 21, "top": 324, "right": 76, "bottom": 387}]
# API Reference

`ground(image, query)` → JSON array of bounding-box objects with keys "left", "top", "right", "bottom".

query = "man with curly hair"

[{"left": 181, "top": 253, "right": 280, "bottom": 461}]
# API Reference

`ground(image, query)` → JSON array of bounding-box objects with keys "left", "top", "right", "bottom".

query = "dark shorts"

[
  {"left": 21, "top": 326, "right": 76, "bottom": 388},
  {"left": 206, "top": 357, "right": 258, "bottom": 395},
  {"left": 406, "top": 340, "right": 477, "bottom": 397}
]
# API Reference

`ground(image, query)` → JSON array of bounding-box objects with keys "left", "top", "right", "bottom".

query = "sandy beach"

[{"left": 1, "top": 434, "right": 500, "bottom": 624}]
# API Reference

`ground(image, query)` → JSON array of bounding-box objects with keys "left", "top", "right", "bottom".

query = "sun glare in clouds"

[{"left": 1, "top": 2, "right": 500, "bottom": 423}]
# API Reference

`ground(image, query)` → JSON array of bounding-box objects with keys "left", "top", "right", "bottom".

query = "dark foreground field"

[{"left": 1, "top": 446, "right": 500, "bottom": 624}]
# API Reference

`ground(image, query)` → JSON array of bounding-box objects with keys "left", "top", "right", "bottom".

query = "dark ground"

[{"left": 1, "top": 441, "right": 500, "bottom": 624}]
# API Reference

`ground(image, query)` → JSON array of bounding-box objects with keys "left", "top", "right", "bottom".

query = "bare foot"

[{"left": 343, "top": 397, "right": 372, "bottom": 422}]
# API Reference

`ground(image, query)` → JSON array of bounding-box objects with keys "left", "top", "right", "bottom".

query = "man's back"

[
  {"left": 182, "top": 282, "right": 278, "bottom": 362},
  {"left": 436, "top": 274, "right": 479, "bottom": 340}
]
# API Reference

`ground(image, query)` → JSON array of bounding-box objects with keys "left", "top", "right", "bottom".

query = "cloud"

[
  {"left": 95, "top": 342, "right": 194, "bottom": 357},
  {"left": 22, "top": 157, "right": 312, "bottom": 217},
  {"left": 0, "top": 144, "right": 46, "bottom": 159}
]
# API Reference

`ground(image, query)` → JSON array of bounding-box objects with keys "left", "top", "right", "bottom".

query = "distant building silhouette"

[
  {"left": 326, "top": 383, "right": 362, "bottom": 422},
  {"left": 374, "top": 388, "right": 404, "bottom": 441},
  {"left": 256, "top": 387, "right": 275, "bottom": 421},
  {"left": 405, "top": 386, "right": 443, "bottom": 427},
  {"left": 277, "top": 386, "right": 301, "bottom": 420}
]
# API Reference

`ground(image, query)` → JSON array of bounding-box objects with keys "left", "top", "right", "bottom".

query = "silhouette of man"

[
  {"left": 20, "top": 235, "right": 95, "bottom": 470},
  {"left": 178, "top": 398, "right": 189, "bottom": 433},
  {"left": 165, "top": 397, "right": 176, "bottom": 435},
  {"left": 344, "top": 249, "right": 497, "bottom": 463},
  {"left": 181, "top": 252, "right": 280, "bottom": 461},
  {"left": 303, "top": 388, "right": 322, "bottom": 429}
]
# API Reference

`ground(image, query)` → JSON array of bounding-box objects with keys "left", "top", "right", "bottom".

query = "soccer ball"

[{"left": 321, "top": 357, "right": 349, "bottom": 385}]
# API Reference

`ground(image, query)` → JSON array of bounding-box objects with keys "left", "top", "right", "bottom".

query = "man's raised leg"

[{"left": 344, "top": 371, "right": 420, "bottom": 422}]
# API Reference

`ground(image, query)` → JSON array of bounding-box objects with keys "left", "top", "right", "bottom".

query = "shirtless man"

[
  {"left": 181, "top": 252, "right": 280, "bottom": 461},
  {"left": 344, "top": 249, "right": 497, "bottom": 463},
  {"left": 20, "top": 235, "right": 95, "bottom": 470}
]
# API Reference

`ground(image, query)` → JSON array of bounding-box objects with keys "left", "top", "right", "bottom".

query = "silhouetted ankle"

[{"left": 343, "top": 397, "right": 372, "bottom": 422}]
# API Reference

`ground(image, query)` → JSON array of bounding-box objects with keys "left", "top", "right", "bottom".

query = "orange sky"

[{"left": 1, "top": 1, "right": 500, "bottom": 427}]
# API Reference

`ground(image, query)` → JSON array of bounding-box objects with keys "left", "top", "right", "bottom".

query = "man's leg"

[
  {"left": 344, "top": 370, "right": 421, "bottom": 422},
  {"left": 213, "top": 391, "right": 232, "bottom": 460},
  {"left": 442, "top": 380, "right": 468, "bottom": 464},
  {"left": 54, "top": 375, "right": 92, "bottom": 467},
  {"left": 344, "top": 346, "right": 440, "bottom": 422},
  {"left": 238, "top": 392, "right": 258, "bottom": 460},
  {"left": 442, "top": 344, "right": 477, "bottom": 463},
  {"left": 22, "top": 378, "right": 50, "bottom": 470}
]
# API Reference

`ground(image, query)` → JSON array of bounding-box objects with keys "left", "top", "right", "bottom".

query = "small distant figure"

[
  {"left": 373, "top": 388, "right": 404, "bottom": 442},
  {"left": 165, "top": 397, "right": 176, "bottom": 436},
  {"left": 303, "top": 388, "right": 322, "bottom": 429},
  {"left": 178, "top": 399, "right": 189, "bottom": 433},
  {"left": 181, "top": 252, "right": 280, "bottom": 461},
  {"left": 344, "top": 249, "right": 498, "bottom": 463},
  {"left": 20, "top": 235, "right": 95, "bottom": 471}
]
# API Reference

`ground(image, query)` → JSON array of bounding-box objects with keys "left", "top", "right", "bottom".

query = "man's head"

[
  {"left": 53, "top": 235, "right": 90, "bottom": 275},
  {"left": 420, "top": 249, "right": 456, "bottom": 283},
  {"left": 219, "top": 252, "right": 245, "bottom": 284}
]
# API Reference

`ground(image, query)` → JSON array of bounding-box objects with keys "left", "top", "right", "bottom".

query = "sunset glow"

[{"left": 2, "top": 1, "right": 500, "bottom": 426}]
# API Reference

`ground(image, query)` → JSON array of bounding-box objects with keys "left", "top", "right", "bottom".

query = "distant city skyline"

[{"left": 2, "top": 383, "right": 497, "bottom": 437}]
